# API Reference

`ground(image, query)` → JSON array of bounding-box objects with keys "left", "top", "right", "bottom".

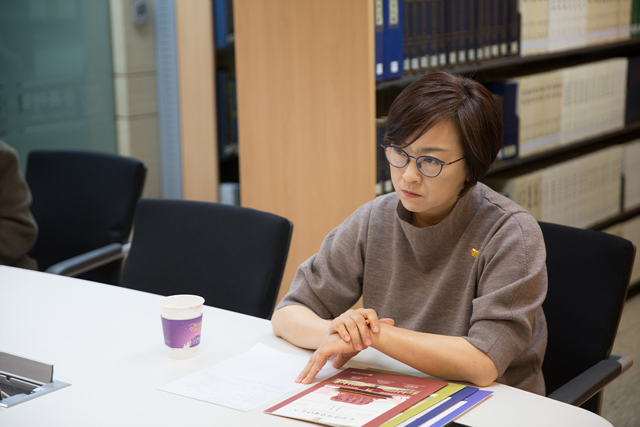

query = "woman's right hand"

[{"left": 328, "top": 308, "right": 394, "bottom": 351}]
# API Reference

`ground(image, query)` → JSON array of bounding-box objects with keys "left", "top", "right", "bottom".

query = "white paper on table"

[{"left": 157, "top": 343, "right": 340, "bottom": 412}]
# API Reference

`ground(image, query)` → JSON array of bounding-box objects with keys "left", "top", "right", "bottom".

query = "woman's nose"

[{"left": 402, "top": 157, "right": 422, "bottom": 182}]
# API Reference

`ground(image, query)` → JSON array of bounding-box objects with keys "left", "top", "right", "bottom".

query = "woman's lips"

[{"left": 402, "top": 190, "right": 421, "bottom": 198}]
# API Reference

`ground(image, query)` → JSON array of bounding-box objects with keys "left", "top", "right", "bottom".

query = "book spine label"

[
  {"left": 384, "top": 0, "right": 405, "bottom": 79},
  {"left": 445, "top": 0, "right": 455, "bottom": 65},
  {"left": 214, "top": 0, "right": 230, "bottom": 48},
  {"left": 463, "top": 0, "right": 475, "bottom": 62},
  {"left": 375, "top": 0, "right": 385, "bottom": 80},
  {"left": 429, "top": 0, "right": 441, "bottom": 67},
  {"left": 437, "top": 0, "right": 447, "bottom": 65},
  {"left": 417, "top": 0, "right": 428, "bottom": 69}
]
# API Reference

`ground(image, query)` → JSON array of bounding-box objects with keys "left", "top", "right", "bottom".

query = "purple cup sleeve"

[{"left": 161, "top": 315, "right": 202, "bottom": 349}]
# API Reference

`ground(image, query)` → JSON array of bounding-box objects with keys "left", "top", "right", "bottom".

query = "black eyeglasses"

[{"left": 381, "top": 144, "right": 465, "bottom": 178}]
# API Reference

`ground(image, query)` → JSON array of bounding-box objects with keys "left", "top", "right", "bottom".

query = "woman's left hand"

[{"left": 295, "top": 333, "right": 360, "bottom": 384}]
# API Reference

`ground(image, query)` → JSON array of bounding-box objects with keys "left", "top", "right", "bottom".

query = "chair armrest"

[
  {"left": 547, "top": 354, "right": 633, "bottom": 407},
  {"left": 46, "top": 243, "right": 131, "bottom": 277}
]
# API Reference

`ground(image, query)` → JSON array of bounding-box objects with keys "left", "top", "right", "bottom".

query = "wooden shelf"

[
  {"left": 590, "top": 207, "right": 640, "bottom": 232},
  {"left": 486, "top": 122, "right": 640, "bottom": 176},
  {"left": 377, "top": 38, "right": 640, "bottom": 90}
]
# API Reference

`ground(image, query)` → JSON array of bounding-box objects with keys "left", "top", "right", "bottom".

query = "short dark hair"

[{"left": 384, "top": 71, "right": 503, "bottom": 196}]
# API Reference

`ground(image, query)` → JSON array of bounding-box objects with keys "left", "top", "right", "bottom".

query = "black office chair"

[
  {"left": 25, "top": 150, "right": 146, "bottom": 285},
  {"left": 119, "top": 199, "right": 293, "bottom": 319},
  {"left": 539, "top": 222, "right": 636, "bottom": 415}
]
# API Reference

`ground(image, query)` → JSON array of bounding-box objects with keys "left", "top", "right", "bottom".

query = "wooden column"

[{"left": 234, "top": 0, "right": 376, "bottom": 302}]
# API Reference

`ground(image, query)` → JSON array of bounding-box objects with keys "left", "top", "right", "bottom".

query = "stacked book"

[
  {"left": 520, "top": 0, "right": 633, "bottom": 56},
  {"left": 484, "top": 144, "right": 624, "bottom": 229},
  {"left": 265, "top": 368, "right": 492, "bottom": 427},
  {"left": 376, "top": 0, "right": 637, "bottom": 81},
  {"left": 488, "top": 70, "right": 562, "bottom": 160},
  {"left": 376, "top": 0, "right": 521, "bottom": 82},
  {"left": 623, "top": 138, "right": 640, "bottom": 211},
  {"left": 559, "top": 59, "right": 627, "bottom": 146},
  {"left": 213, "top": 0, "right": 234, "bottom": 49},
  {"left": 487, "top": 57, "right": 628, "bottom": 160},
  {"left": 216, "top": 70, "right": 238, "bottom": 161},
  {"left": 626, "top": 55, "right": 640, "bottom": 125}
]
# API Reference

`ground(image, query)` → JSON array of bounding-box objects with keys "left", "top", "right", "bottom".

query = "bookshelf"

[
  {"left": 377, "top": 38, "right": 640, "bottom": 90},
  {"left": 486, "top": 122, "right": 640, "bottom": 175},
  {"left": 232, "top": 0, "right": 640, "bottom": 302},
  {"left": 485, "top": 121, "right": 640, "bottom": 235}
]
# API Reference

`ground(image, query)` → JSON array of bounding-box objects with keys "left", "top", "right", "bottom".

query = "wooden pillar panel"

[{"left": 235, "top": 0, "right": 375, "bottom": 302}]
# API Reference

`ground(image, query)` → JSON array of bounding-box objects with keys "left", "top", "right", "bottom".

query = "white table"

[{"left": 0, "top": 266, "right": 611, "bottom": 426}]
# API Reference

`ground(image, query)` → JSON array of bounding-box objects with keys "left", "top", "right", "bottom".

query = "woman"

[{"left": 271, "top": 71, "right": 547, "bottom": 395}]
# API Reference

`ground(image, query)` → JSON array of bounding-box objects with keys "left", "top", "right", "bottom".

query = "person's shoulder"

[
  {"left": 372, "top": 192, "right": 399, "bottom": 208},
  {"left": 480, "top": 183, "right": 529, "bottom": 215},
  {"left": 370, "top": 192, "right": 400, "bottom": 219},
  {"left": 477, "top": 183, "right": 542, "bottom": 236},
  {"left": 0, "top": 139, "right": 15, "bottom": 151},
  {"left": 352, "top": 192, "right": 398, "bottom": 213},
  {"left": 0, "top": 140, "right": 20, "bottom": 174},
  {"left": 0, "top": 140, "right": 18, "bottom": 158},
  {"left": 345, "top": 192, "right": 398, "bottom": 227}
]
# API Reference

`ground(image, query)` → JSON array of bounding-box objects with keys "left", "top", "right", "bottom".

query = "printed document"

[{"left": 158, "top": 343, "right": 339, "bottom": 412}]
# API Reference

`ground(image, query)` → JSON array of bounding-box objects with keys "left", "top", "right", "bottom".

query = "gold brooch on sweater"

[{"left": 471, "top": 248, "right": 479, "bottom": 258}]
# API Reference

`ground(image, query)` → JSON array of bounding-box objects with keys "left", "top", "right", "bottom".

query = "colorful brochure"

[
  {"left": 379, "top": 383, "right": 466, "bottom": 427},
  {"left": 401, "top": 387, "right": 482, "bottom": 427},
  {"left": 264, "top": 368, "right": 448, "bottom": 427},
  {"left": 426, "top": 390, "right": 493, "bottom": 427}
]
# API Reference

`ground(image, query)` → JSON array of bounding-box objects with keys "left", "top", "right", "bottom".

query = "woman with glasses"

[{"left": 271, "top": 71, "right": 547, "bottom": 395}]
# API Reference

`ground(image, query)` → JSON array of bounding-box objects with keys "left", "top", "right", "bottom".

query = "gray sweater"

[{"left": 277, "top": 183, "right": 548, "bottom": 395}]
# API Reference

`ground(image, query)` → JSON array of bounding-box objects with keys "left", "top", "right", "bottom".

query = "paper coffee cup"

[{"left": 159, "top": 295, "right": 204, "bottom": 359}]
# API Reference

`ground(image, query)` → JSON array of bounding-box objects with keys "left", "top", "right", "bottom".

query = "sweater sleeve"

[
  {"left": 0, "top": 142, "right": 38, "bottom": 268},
  {"left": 275, "top": 202, "right": 374, "bottom": 319},
  {"left": 463, "top": 212, "right": 547, "bottom": 377}
]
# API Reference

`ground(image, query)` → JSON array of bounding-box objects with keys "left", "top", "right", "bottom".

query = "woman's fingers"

[
  {"left": 362, "top": 308, "right": 380, "bottom": 333},
  {"left": 296, "top": 352, "right": 328, "bottom": 384},
  {"left": 332, "top": 351, "right": 359, "bottom": 369},
  {"left": 329, "top": 309, "right": 385, "bottom": 352},
  {"left": 296, "top": 334, "right": 361, "bottom": 384},
  {"left": 351, "top": 308, "right": 381, "bottom": 348},
  {"left": 380, "top": 317, "right": 395, "bottom": 326},
  {"left": 344, "top": 314, "right": 367, "bottom": 350},
  {"left": 333, "top": 322, "right": 351, "bottom": 342}
]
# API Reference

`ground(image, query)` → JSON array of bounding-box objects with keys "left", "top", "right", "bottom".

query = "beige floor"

[{"left": 601, "top": 292, "right": 640, "bottom": 426}]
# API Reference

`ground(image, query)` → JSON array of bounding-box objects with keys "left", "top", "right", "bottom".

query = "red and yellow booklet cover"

[{"left": 264, "top": 368, "right": 447, "bottom": 427}]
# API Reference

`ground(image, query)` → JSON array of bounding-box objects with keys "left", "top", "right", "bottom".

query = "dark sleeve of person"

[{"left": 0, "top": 141, "right": 38, "bottom": 269}]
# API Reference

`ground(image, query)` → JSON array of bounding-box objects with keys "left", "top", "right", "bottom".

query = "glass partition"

[{"left": 0, "top": 0, "right": 116, "bottom": 171}]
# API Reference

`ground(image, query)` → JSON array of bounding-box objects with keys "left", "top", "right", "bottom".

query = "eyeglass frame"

[{"left": 381, "top": 144, "right": 465, "bottom": 178}]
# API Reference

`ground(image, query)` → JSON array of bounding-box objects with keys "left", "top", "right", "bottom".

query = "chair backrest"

[
  {"left": 26, "top": 150, "right": 146, "bottom": 284},
  {"left": 120, "top": 199, "right": 293, "bottom": 319},
  {"left": 539, "top": 222, "right": 635, "bottom": 404}
]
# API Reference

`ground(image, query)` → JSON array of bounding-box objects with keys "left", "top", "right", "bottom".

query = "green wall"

[{"left": 0, "top": 0, "right": 117, "bottom": 172}]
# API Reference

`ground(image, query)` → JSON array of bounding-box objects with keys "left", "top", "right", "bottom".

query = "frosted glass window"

[{"left": 0, "top": 0, "right": 116, "bottom": 171}]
